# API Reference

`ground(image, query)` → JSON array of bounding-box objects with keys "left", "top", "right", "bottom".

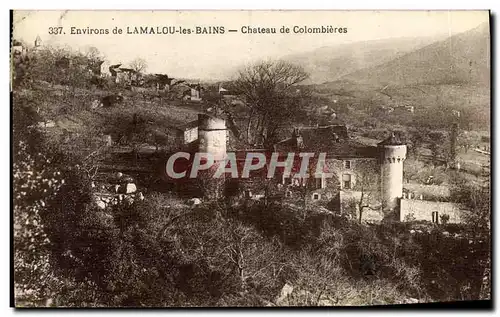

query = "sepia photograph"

[{"left": 11, "top": 10, "right": 491, "bottom": 308}]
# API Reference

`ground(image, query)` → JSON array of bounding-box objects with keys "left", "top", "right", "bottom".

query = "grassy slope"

[{"left": 17, "top": 82, "right": 203, "bottom": 145}]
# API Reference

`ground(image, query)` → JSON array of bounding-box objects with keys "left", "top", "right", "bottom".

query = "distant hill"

[
  {"left": 341, "top": 22, "right": 490, "bottom": 87},
  {"left": 284, "top": 35, "right": 447, "bottom": 84}
]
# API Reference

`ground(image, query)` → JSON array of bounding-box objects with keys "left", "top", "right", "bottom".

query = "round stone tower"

[
  {"left": 378, "top": 133, "right": 407, "bottom": 213},
  {"left": 198, "top": 114, "right": 227, "bottom": 160}
]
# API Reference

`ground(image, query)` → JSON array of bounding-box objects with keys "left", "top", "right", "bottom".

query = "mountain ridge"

[
  {"left": 339, "top": 22, "right": 490, "bottom": 87},
  {"left": 283, "top": 34, "right": 448, "bottom": 84}
]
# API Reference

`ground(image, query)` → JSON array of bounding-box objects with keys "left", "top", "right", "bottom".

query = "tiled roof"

[{"left": 275, "top": 125, "right": 378, "bottom": 158}]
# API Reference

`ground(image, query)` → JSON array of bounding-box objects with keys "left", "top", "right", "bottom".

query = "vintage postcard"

[{"left": 11, "top": 10, "right": 491, "bottom": 308}]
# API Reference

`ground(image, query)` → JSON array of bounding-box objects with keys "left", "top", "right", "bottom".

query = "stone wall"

[
  {"left": 183, "top": 126, "right": 198, "bottom": 144},
  {"left": 324, "top": 157, "right": 379, "bottom": 191},
  {"left": 400, "top": 199, "right": 465, "bottom": 223},
  {"left": 278, "top": 157, "right": 379, "bottom": 209}
]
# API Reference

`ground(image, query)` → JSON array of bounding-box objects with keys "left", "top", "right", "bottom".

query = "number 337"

[{"left": 48, "top": 27, "right": 64, "bottom": 35}]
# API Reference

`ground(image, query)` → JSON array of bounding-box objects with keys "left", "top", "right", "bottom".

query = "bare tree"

[
  {"left": 352, "top": 161, "right": 379, "bottom": 224},
  {"left": 129, "top": 57, "right": 148, "bottom": 73},
  {"left": 457, "top": 130, "right": 481, "bottom": 154},
  {"left": 403, "top": 158, "right": 425, "bottom": 183},
  {"left": 231, "top": 60, "right": 309, "bottom": 147},
  {"left": 450, "top": 175, "right": 490, "bottom": 236},
  {"left": 225, "top": 223, "right": 256, "bottom": 289},
  {"left": 84, "top": 46, "right": 103, "bottom": 62}
]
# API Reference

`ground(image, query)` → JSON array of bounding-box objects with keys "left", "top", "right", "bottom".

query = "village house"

[
  {"left": 12, "top": 39, "right": 27, "bottom": 58},
  {"left": 109, "top": 64, "right": 142, "bottom": 85},
  {"left": 183, "top": 84, "right": 203, "bottom": 101},
  {"left": 12, "top": 35, "right": 42, "bottom": 60}
]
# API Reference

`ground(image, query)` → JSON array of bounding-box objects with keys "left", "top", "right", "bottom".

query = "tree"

[
  {"left": 457, "top": 130, "right": 481, "bottom": 153},
  {"left": 230, "top": 60, "right": 309, "bottom": 147},
  {"left": 403, "top": 158, "right": 425, "bottom": 183},
  {"left": 352, "top": 161, "right": 380, "bottom": 223},
  {"left": 450, "top": 175, "right": 490, "bottom": 237},
  {"left": 406, "top": 127, "right": 430, "bottom": 158},
  {"left": 129, "top": 57, "right": 147, "bottom": 73},
  {"left": 428, "top": 130, "right": 448, "bottom": 163},
  {"left": 84, "top": 46, "right": 104, "bottom": 62},
  {"left": 13, "top": 139, "right": 64, "bottom": 306}
]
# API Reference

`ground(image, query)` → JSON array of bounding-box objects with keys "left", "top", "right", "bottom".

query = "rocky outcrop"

[
  {"left": 274, "top": 283, "right": 337, "bottom": 306},
  {"left": 92, "top": 171, "right": 142, "bottom": 210},
  {"left": 187, "top": 197, "right": 202, "bottom": 206},
  {"left": 93, "top": 190, "right": 144, "bottom": 209}
]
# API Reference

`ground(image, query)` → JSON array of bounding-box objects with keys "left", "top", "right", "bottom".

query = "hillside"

[
  {"left": 284, "top": 35, "right": 446, "bottom": 84},
  {"left": 341, "top": 22, "right": 490, "bottom": 87}
]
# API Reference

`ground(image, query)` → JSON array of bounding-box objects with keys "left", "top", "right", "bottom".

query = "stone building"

[
  {"left": 166, "top": 114, "right": 465, "bottom": 223},
  {"left": 273, "top": 125, "right": 380, "bottom": 215}
]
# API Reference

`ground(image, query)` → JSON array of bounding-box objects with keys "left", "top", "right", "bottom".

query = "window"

[
  {"left": 312, "top": 193, "right": 320, "bottom": 200},
  {"left": 313, "top": 177, "right": 322, "bottom": 190},
  {"left": 432, "top": 211, "right": 439, "bottom": 224},
  {"left": 342, "top": 174, "right": 352, "bottom": 189},
  {"left": 343, "top": 160, "right": 352, "bottom": 169},
  {"left": 244, "top": 190, "right": 252, "bottom": 198},
  {"left": 312, "top": 174, "right": 327, "bottom": 189}
]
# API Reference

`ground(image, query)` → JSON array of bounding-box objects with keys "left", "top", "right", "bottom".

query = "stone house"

[{"left": 273, "top": 125, "right": 381, "bottom": 217}]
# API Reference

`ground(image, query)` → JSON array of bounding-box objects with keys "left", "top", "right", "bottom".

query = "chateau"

[{"left": 164, "top": 113, "right": 466, "bottom": 223}]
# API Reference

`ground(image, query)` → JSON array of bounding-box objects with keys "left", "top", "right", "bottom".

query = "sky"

[{"left": 12, "top": 10, "right": 489, "bottom": 80}]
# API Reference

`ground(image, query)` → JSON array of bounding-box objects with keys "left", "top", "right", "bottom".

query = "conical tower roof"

[{"left": 378, "top": 132, "right": 405, "bottom": 146}]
